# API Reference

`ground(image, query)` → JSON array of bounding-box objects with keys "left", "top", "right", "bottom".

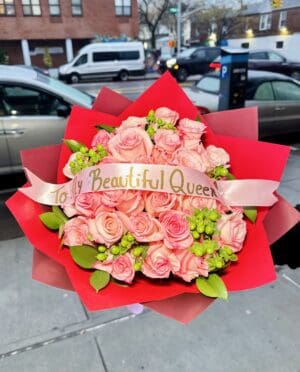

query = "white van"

[{"left": 58, "top": 42, "right": 145, "bottom": 83}]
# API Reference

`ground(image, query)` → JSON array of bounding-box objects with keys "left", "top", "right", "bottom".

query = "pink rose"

[
  {"left": 216, "top": 211, "right": 247, "bottom": 252},
  {"left": 101, "top": 190, "right": 124, "bottom": 209},
  {"left": 111, "top": 253, "right": 135, "bottom": 283},
  {"left": 117, "top": 116, "right": 147, "bottom": 132},
  {"left": 63, "top": 216, "right": 91, "bottom": 247},
  {"left": 91, "top": 129, "right": 113, "bottom": 150},
  {"left": 88, "top": 211, "right": 126, "bottom": 247},
  {"left": 126, "top": 212, "right": 164, "bottom": 242},
  {"left": 151, "top": 146, "right": 174, "bottom": 165},
  {"left": 206, "top": 145, "right": 230, "bottom": 168},
  {"left": 173, "top": 249, "right": 209, "bottom": 282},
  {"left": 108, "top": 127, "right": 153, "bottom": 163},
  {"left": 144, "top": 192, "right": 179, "bottom": 217},
  {"left": 155, "top": 107, "right": 179, "bottom": 126},
  {"left": 142, "top": 242, "right": 180, "bottom": 279},
  {"left": 116, "top": 190, "right": 145, "bottom": 215},
  {"left": 178, "top": 118, "right": 206, "bottom": 149},
  {"left": 153, "top": 129, "right": 181, "bottom": 153},
  {"left": 159, "top": 211, "right": 193, "bottom": 250},
  {"left": 182, "top": 196, "right": 218, "bottom": 215},
  {"left": 172, "top": 148, "right": 210, "bottom": 172},
  {"left": 74, "top": 192, "right": 103, "bottom": 218}
]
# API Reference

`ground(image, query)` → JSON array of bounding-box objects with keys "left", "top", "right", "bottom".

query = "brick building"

[{"left": 0, "top": 0, "right": 139, "bottom": 67}]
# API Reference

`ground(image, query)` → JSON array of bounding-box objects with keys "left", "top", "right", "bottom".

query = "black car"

[
  {"left": 210, "top": 50, "right": 300, "bottom": 80},
  {"left": 158, "top": 47, "right": 220, "bottom": 82}
]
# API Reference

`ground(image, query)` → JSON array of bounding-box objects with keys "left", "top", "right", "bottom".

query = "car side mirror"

[{"left": 57, "top": 104, "right": 71, "bottom": 117}]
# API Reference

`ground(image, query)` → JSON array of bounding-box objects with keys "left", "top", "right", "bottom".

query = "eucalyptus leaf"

[
  {"left": 196, "top": 273, "right": 228, "bottom": 300},
  {"left": 96, "top": 123, "right": 116, "bottom": 133},
  {"left": 70, "top": 245, "right": 98, "bottom": 269},
  {"left": 52, "top": 206, "right": 68, "bottom": 223},
  {"left": 243, "top": 207, "right": 257, "bottom": 223},
  {"left": 64, "top": 139, "right": 86, "bottom": 153},
  {"left": 90, "top": 270, "right": 110, "bottom": 292},
  {"left": 39, "top": 212, "right": 62, "bottom": 230}
]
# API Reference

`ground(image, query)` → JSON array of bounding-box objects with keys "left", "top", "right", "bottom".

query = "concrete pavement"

[{"left": 0, "top": 148, "right": 299, "bottom": 372}]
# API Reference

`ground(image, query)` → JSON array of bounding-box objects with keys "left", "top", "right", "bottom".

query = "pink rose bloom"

[
  {"left": 173, "top": 249, "right": 209, "bottom": 282},
  {"left": 178, "top": 118, "right": 206, "bottom": 149},
  {"left": 63, "top": 216, "right": 91, "bottom": 247},
  {"left": 91, "top": 129, "right": 113, "bottom": 150},
  {"left": 182, "top": 196, "right": 218, "bottom": 215},
  {"left": 153, "top": 129, "right": 181, "bottom": 153},
  {"left": 88, "top": 211, "right": 126, "bottom": 247},
  {"left": 144, "top": 191, "right": 179, "bottom": 217},
  {"left": 74, "top": 192, "right": 103, "bottom": 218},
  {"left": 117, "top": 116, "right": 147, "bottom": 132},
  {"left": 111, "top": 253, "right": 135, "bottom": 283},
  {"left": 61, "top": 202, "right": 78, "bottom": 218},
  {"left": 142, "top": 242, "right": 180, "bottom": 279},
  {"left": 101, "top": 190, "right": 124, "bottom": 209},
  {"left": 155, "top": 107, "right": 179, "bottom": 126},
  {"left": 216, "top": 211, "right": 247, "bottom": 252},
  {"left": 151, "top": 146, "right": 174, "bottom": 165},
  {"left": 127, "top": 212, "right": 164, "bottom": 242},
  {"left": 108, "top": 127, "right": 153, "bottom": 163},
  {"left": 159, "top": 211, "right": 193, "bottom": 250},
  {"left": 206, "top": 145, "right": 230, "bottom": 168},
  {"left": 116, "top": 190, "right": 145, "bottom": 215},
  {"left": 172, "top": 148, "right": 209, "bottom": 172}
]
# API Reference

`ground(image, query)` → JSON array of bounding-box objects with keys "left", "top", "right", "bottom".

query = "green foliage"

[
  {"left": 90, "top": 270, "right": 110, "bottom": 292},
  {"left": 196, "top": 273, "right": 228, "bottom": 300}
]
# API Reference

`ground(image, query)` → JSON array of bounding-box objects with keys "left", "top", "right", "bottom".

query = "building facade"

[{"left": 0, "top": 0, "right": 139, "bottom": 67}]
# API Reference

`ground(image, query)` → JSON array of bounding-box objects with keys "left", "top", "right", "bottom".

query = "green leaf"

[
  {"left": 96, "top": 123, "right": 116, "bottom": 133},
  {"left": 196, "top": 273, "right": 228, "bottom": 300},
  {"left": 195, "top": 114, "right": 202, "bottom": 122},
  {"left": 90, "top": 270, "right": 110, "bottom": 292},
  {"left": 70, "top": 245, "right": 98, "bottom": 269},
  {"left": 39, "top": 212, "right": 62, "bottom": 230},
  {"left": 52, "top": 206, "right": 68, "bottom": 223},
  {"left": 226, "top": 172, "right": 236, "bottom": 180},
  {"left": 64, "top": 139, "right": 86, "bottom": 153},
  {"left": 243, "top": 207, "right": 257, "bottom": 223}
]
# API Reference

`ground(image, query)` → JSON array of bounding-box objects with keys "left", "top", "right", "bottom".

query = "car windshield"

[
  {"left": 178, "top": 48, "right": 197, "bottom": 58},
  {"left": 37, "top": 73, "right": 94, "bottom": 106},
  {"left": 196, "top": 76, "right": 220, "bottom": 93}
]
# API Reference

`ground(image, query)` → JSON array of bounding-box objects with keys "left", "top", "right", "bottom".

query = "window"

[
  {"left": 241, "top": 42, "right": 250, "bottom": 49},
  {"left": 254, "top": 82, "right": 274, "bottom": 100},
  {"left": 196, "top": 77, "right": 220, "bottom": 94},
  {"left": 268, "top": 51, "right": 285, "bottom": 62},
  {"left": 115, "top": 0, "right": 131, "bottom": 16},
  {"left": 249, "top": 51, "right": 268, "bottom": 60},
  {"left": 22, "top": 0, "right": 41, "bottom": 16},
  {"left": 71, "top": 0, "right": 82, "bottom": 16},
  {"left": 73, "top": 54, "right": 87, "bottom": 66},
  {"left": 1, "top": 85, "right": 63, "bottom": 116},
  {"left": 272, "top": 81, "right": 300, "bottom": 101},
  {"left": 119, "top": 51, "right": 139, "bottom": 60},
  {"left": 0, "top": 0, "right": 15, "bottom": 16},
  {"left": 193, "top": 49, "right": 206, "bottom": 59},
  {"left": 259, "top": 13, "right": 272, "bottom": 31},
  {"left": 93, "top": 52, "right": 119, "bottom": 62},
  {"left": 279, "top": 11, "right": 287, "bottom": 29},
  {"left": 49, "top": 0, "right": 60, "bottom": 16},
  {"left": 276, "top": 41, "right": 284, "bottom": 49}
]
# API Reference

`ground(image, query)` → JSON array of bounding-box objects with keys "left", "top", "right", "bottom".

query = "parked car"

[
  {"left": 58, "top": 42, "right": 146, "bottom": 83},
  {"left": 0, "top": 65, "right": 94, "bottom": 175},
  {"left": 158, "top": 46, "right": 221, "bottom": 82},
  {"left": 210, "top": 50, "right": 300, "bottom": 80},
  {"left": 17, "top": 64, "right": 50, "bottom": 76},
  {"left": 184, "top": 70, "right": 300, "bottom": 139}
]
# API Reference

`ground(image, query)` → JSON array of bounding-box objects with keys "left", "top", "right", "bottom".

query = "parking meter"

[{"left": 218, "top": 48, "right": 248, "bottom": 111}]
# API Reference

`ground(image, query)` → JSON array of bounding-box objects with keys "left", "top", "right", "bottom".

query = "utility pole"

[{"left": 176, "top": 0, "right": 181, "bottom": 56}]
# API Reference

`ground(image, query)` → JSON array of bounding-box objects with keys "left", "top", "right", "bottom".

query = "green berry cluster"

[
  {"left": 95, "top": 232, "right": 148, "bottom": 272},
  {"left": 69, "top": 144, "right": 107, "bottom": 175},
  {"left": 146, "top": 109, "right": 176, "bottom": 138},
  {"left": 206, "top": 246, "right": 237, "bottom": 272},
  {"left": 209, "top": 165, "right": 229, "bottom": 179},
  {"left": 188, "top": 207, "right": 220, "bottom": 239}
]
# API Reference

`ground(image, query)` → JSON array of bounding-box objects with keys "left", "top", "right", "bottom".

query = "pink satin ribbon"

[{"left": 19, "top": 163, "right": 279, "bottom": 207}]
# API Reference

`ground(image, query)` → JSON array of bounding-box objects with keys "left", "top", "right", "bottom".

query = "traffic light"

[
  {"left": 272, "top": 0, "right": 282, "bottom": 8},
  {"left": 168, "top": 40, "right": 176, "bottom": 48}
]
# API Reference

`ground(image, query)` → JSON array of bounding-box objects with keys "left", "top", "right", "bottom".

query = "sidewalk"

[{"left": 0, "top": 150, "right": 299, "bottom": 372}]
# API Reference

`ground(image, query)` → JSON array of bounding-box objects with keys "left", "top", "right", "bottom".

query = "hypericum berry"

[
  {"left": 111, "top": 245, "right": 120, "bottom": 255},
  {"left": 96, "top": 253, "right": 108, "bottom": 261},
  {"left": 98, "top": 245, "right": 106, "bottom": 253}
]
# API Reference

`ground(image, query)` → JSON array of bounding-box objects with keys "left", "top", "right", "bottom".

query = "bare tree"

[{"left": 138, "top": 0, "right": 172, "bottom": 49}]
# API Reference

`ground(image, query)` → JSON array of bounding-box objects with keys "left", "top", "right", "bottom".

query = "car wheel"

[
  {"left": 69, "top": 73, "right": 80, "bottom": 84},
  {"left": 119, "top": 70, "right": 129, "bottom": 82},
  {"left": 177, "top": 68, "right": 188, "bottom": 82},
  {"left": 291, "top": 71, "right": 300, "bottom": 80}
]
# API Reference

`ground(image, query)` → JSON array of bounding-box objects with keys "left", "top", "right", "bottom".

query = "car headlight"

[{"left": 166, "top": 58, "right": 177, "bottom": 68}]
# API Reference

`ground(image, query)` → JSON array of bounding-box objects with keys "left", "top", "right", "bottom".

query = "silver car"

[
  {"left": 184, "top": 70, "right": 300, "bottom": 139},
  {"left": 0, "top": 66, "right": 94, "bottom": 175}
]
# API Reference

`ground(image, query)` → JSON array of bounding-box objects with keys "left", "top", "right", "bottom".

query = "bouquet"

[{"left": 7, "top": 73, "right": 298, "bottom": 323}]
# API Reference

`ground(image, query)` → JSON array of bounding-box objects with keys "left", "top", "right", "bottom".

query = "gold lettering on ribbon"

[
  {"left": 170, "top": 168, "right": 186, "bottom": 194},
  {"left": 51, "top": 185, "right": 68, "bottom": 204}
]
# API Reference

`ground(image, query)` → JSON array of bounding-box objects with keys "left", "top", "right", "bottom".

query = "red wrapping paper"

[{"left": 6, "top": 73, "right": 300, "bottom": 323}]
